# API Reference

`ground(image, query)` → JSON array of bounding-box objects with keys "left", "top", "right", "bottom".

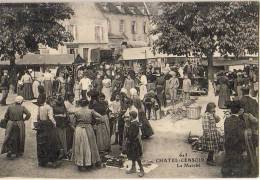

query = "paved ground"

[{"left": 0, "top": 89, "right": 224, "bottom": 178}]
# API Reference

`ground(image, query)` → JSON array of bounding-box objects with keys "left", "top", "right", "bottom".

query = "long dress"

[
  {"left": 53, "top": 104, "right": 69, "bottom": 154},
  {"left": 102, "top": 78, "right": 112, "bottom": 102},
  {"left": 57, "top": 77, "right": 66, "bottom": 98},
  {"left": 139, "top": 75, "right": 147, "bottom": 100},
  {"left": 222, "top": 115, "right": 247, "bottom": 177},
  {"left": 43, "top": 73, "right": 53, "bottom": 97},
  {"left": 218, "top": 78, "right": 231, "bottom": 109},
  {"left": 126, "top": 119, "right": 143, "bottom": 161},
  {"left": 72, "top": 108, "right": 101, "bottom": 167},
  {"left": 240, "top": 113, "right": 258, "bottom": 176},
  {"left": 133, "top": 96, "right": 154, "bottom": 138},
  {"left": 21, "top": 74, "right": 34, "bottom": 100},
  {"left": 36, "top": 104, "right": 62, "bottom": 166},
  {"left": 92, "top": 101, "right": 111, "bottom": 152},
  {"left": 1, "top": 104, "right": 31, "bottom": 156},
  {"left": 32, "top": 80, "right": 40, "bottom": 99},
  {"left": 64, "top": 101, "right": 77, "bottom": 152},
  {"left": 124, "top": 78, "right": 135, "bottom": 98},
  {"left": 201, "top": 112, "right": 221, "bottom": 152},
  {"left": 123, "top": 105, "right": 143, "bottom": 153}
]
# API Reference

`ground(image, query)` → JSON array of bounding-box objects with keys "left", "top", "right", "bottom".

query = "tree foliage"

[
  {"left": 151, "top": 2, "right": 259, "bottom": 59},
  {"left": 0, "top": 3, "right": 74, "bottom": 62}
]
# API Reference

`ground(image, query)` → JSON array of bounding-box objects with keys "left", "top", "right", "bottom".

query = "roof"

[
  {"left": 0, "top": 54, "right": 77, "bottom": 65},
  {"left": 96, "top": 2, "right": 148, "bottom": 16},
  {"left": 119, "top": 47, "right": 259, "bottom": 66},
  {"left": 119, "top": 47, "right": 178, "bottom": 61},
  {"left": 213, "top": 59, "right": 258, "bottom": 66}
]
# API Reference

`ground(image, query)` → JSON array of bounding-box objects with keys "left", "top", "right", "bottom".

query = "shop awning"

[
  {"left": 0, "top": 54, "right": 76, "bottom": 65},
  {"left": 119, "top": 47, "right": 181, "bottom": 61},
  {"left": 213, "top": 59, "right": 258, "bottom": 66}
]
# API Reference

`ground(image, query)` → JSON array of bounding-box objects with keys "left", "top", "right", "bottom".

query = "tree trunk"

[
  {"left": 207, "top": 54, "right": 214, "bottom": 81},
  {"left": 207, "top": 53, "right": 215, "bottom": 97},
  {"left": 9, "top": 56, "right": 17, "bottom": 94}
]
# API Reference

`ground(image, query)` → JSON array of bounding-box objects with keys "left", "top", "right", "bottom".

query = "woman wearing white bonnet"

[
  {"left": 120, "top": 88, "right": 128, "bottom": 95},
  {"left": 15, "top": 95, "right": 24, "bottom": 104},
  {"left": 1, "top": 95, "right": 31, "bottom": 159},
  {"left": 130, "top": 88, "right": 138, "bottom": 99}
]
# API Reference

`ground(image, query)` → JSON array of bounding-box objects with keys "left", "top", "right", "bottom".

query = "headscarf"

[
  {"left": 120, "top": 88, "right": 127, "bottom": 94},
  {"left": 15, "top": 96, "right": 24, "bottom": 104},
  {"left": 130, "top": 88, "right": 137, "bottom": 96}
]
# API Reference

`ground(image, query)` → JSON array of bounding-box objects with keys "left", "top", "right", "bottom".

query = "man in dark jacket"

[
  {"left": 222, "top": 101, "right": 247, "bottom": 177},
  {"left": 240, "top": 88, "right": 258, "bottom": 118},
  {"left": 0, "top": 71, "right": 9, "bottom": 106}
]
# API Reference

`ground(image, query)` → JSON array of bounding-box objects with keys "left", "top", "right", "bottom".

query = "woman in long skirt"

[
  {"left": 64, "top": 93, "right": 77, "bottom": 155},
  {"left": 1, "top": 96, "right": 31, "bottom": 159},
  {"left": 72, "top": 99, "right": 101, "bottom": 171},
  {"left": 21, "top": 71, "right": 34, "bottom": 100},
  {"left": 92, "top": 93, "right": 111, "bottom": 153},
  {"left": 53, "top": 96, "right": 70, "bottom": 158},
  {"left": 218, "top": 76, "right": 231, "bottom": 109},
  {"left": 57, "top": 73, "right": 66, "bottom": 98},
  {"left": 32, "top": 77, "right": 41, "bottom": 99},
  {"left": 102, "top": 75, "right": 112, "bottom": 102},
  {"left": 43, "top": 70, "right": 53, "bottom": 97},
  {"left": 36, "top": 96, "right": 62, "bottom": 168},
  {"left": 139, "top": 73, "right": 147, "bottom": 100},
  {"left": 131, "top": 92, "right": 154, "bottom": 139},
  {"left": 221, "top": 101, "right": 247, "bottom": 177}
]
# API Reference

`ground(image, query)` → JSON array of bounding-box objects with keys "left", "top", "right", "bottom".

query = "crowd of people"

[
  {"left": 202, "top": 65, "right": 259, "bottom": 177},
  {"left": 0, "top": 61, "right": 258, "bottom": 177},
  {"left": 0, "top": 60, "right": 205, "bottom": 176},
  {"left": 214, "top": 65, "right": 258, "bottom": 109}
]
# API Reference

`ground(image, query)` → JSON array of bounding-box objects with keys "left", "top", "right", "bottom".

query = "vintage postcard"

[{"left": 0, "top": 1, "right": 258, "bottom": 179}]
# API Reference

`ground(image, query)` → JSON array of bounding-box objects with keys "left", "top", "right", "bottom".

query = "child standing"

[{"left": 126, "top": 111, "right": 144, "bottom": 177}]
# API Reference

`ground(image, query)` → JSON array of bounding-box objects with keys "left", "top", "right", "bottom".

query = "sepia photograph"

[{"left": 0, "top": 1, "right": 258, "bottom": 178}]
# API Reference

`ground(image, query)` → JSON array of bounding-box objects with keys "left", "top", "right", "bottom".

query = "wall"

[
  {"left": 42, "top": 2, "right": 110, "bottom": 63},
  {"left": 105, "top": 13, "right": 150, "bottom": 43},
  {"left": 66, "top": 2, "right": 109, "bottom": 44}
]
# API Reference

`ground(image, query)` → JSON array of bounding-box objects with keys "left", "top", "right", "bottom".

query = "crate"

[{"left": 186, "top": 105, "right": 201, "bottom": 120}]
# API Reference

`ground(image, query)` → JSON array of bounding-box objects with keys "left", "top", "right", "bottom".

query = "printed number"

[{"left": 179, "top": 152, "right": 187, "bottom": 157}]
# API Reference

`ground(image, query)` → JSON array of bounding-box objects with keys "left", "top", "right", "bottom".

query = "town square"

[{"left": 0, "top": 1, "right": 258, "bottom": 178}]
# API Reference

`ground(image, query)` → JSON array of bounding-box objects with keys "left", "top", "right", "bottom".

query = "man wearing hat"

[
  {"left": 0, "top": 70, "right": 9, "bottom": 106},
  {"left": 1, "top": 96, "right": 31, "bottom": 159}
]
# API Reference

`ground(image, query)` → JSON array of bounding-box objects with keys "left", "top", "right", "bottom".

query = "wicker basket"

[{"left": 186, "top": 105, "right": 201, "bottom": 120}]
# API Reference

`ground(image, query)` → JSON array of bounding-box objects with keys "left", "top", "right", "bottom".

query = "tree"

[
  {"left": 151, "top": 2, "right": 259, "bottom": 80},
  {"left": 0, "top": 3, "right": 74, "bottom": 87}
]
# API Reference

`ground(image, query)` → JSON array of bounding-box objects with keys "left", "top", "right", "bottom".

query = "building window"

[
  {"left": 83, "top": 48, "right": 89, "bottom": 61},
  {"left": 68, "top": 48, "right": 78, "bottom": 55},
  {"left": 131, "top": 21, "right": 137, "bottom": 34},
  {"left": 143, "top": 22, "right": 147, "bottom": 34},
  {"left": 66, "top": 24, "right": 78, "bottom": 41},
  {"left": 95, "top": 25, "right": 104, "bottom": 42},
  {"left": 119, "top": 20, "right": 124, "bottom": 33}
]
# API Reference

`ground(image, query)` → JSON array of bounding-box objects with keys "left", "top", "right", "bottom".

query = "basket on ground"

[{"left": 186, "top": 105, "right": 201, "bottom": 120}]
